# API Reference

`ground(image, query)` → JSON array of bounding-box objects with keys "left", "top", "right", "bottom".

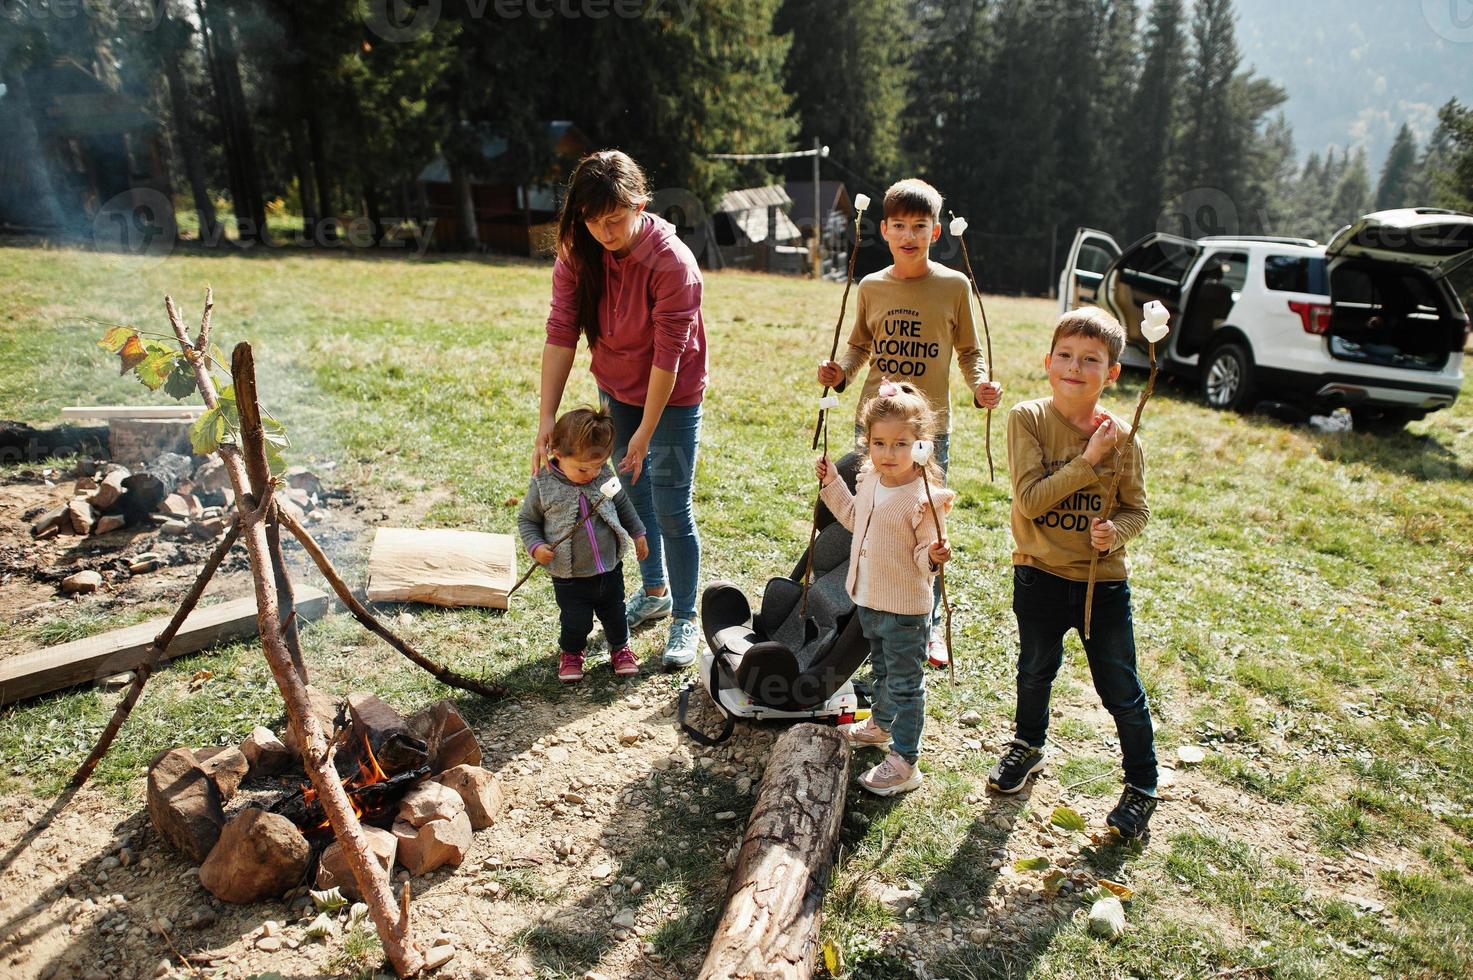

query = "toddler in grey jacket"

[{"left": 517, "top": 408, "right": 647, "bottom": 682}]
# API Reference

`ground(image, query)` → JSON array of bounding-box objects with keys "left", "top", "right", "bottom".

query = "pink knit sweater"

[{"left": 819, "top": 465, "right": 955, "bottom": 616}]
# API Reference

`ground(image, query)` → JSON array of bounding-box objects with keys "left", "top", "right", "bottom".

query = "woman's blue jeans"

[{"left": 602, "top": 392, "right": 703, "bottom": 621}]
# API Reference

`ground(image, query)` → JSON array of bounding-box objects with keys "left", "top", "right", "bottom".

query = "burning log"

[{"left": 120, "top": 451, "right": 193, "bottom": 522}]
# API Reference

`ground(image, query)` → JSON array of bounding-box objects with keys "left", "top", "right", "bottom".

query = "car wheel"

[{"left": 1201, "top": 342, "right": 1255, "bottom": 412}]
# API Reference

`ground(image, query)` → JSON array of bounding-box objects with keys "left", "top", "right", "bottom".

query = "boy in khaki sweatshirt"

[
  {"left": 988, "top": 307, "right": 1160, "bottom": 842},
  {"left": 816, "top": 178, "right": 1002, "bottom": 669}
]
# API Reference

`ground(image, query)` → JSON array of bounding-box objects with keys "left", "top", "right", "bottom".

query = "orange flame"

[{"left": 302, "top": 730, "right": 390, "bottom": 830}]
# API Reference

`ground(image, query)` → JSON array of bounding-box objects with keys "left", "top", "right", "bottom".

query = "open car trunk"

[
  {"left": 1326, "top": 260, "right": 1465, "bottom": 370},
  {"left": 1325, "top": 209, "right": 1473, "bottom": 371}
]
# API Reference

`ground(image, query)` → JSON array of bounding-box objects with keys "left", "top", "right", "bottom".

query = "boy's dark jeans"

[
  {"left": 1012, "top": 565, "right": 1158, "bottom": 789},
  {"left": 552, "top": 563, "right": 628, "bottom": 653}
]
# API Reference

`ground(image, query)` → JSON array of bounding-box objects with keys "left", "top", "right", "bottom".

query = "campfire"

[{"left": 146, "top": 691, "right": 502, "bottom": 907}]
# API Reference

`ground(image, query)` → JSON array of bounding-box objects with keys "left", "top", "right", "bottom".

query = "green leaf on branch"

[
  {"left": 190, "top": 407, "right": 224, "bottom": 455},
  {"left": 134, "top": 345, "right": 179, "bottom": 392},
  {"left": 1050, "top": 806, "right": 1088, "bottom": 834},
  {"left": 1014, "top": 856, "right": 1050, "bottom": 873},
  {"left": 163, "top": 360, "right": 197, "bottom": 399},
  {"left": 98, "top": 325, "right": 138, "bottom": 353}
]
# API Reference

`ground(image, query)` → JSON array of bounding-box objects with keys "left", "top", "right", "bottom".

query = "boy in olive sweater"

[{"left": 988, "top": 307, "right": 1159, "bottom": 842}]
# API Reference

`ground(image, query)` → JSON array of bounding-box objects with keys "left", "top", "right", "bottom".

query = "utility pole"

[
  {"left": 811, "top": 136, "right": 822, "bottom": 278},
  {"left": 708, "top": 142, "right": 830, "bottom": 278}
]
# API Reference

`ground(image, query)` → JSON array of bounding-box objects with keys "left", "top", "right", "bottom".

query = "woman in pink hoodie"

[{"left": 534, "top": 150, "right": 708, "bottom": 669}]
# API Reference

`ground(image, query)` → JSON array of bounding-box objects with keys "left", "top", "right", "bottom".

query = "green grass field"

[{"left": 1, "top": 242, "right": 1471, "bottom": 977}]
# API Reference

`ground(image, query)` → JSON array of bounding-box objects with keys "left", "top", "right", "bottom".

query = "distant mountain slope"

[{"left": 1232, "top": 0, "right": 1472, "bottom": 165}]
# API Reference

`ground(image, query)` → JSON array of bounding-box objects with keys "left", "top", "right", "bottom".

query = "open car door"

[
  {"left": 1058, "top": 228, "right": 1122, "bottom": 314},
  {"left": 1098, "top": 233, "right": 1201, "bottom": 348}
]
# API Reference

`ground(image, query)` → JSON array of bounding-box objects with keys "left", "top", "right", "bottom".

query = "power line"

[{"left": 706, "top": 146, "right": 829, "bottom": 161}]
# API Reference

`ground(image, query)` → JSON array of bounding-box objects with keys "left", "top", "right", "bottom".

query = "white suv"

[{"left": 1058, "top": 209, "right": 1472, "bottom": 428}]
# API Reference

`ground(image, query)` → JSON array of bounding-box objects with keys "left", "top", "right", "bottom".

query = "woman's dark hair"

[{"left": 557, "top": 150, "right": 651, "bottom": 348}]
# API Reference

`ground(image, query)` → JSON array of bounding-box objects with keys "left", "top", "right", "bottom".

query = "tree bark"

[
  {"left": 160, "top": 14, "right": 220, "bottom": 246},
  {"left": 307, "top": 107, "right": 336, "bottom": 241},
  {"left": 699, "top": 724, "right": 852, "bottom": 980},
  {"left": 165, "top": 294, "right": 423, "bottom": 977},
  {"left": 196, "top": 0, "right": 266, "bottom": 245},
  {"left": 449, "top": 161, "right": 480, "bottom": 250},
  {"left": 290, "top": 117, "right": 319, "bottom": 241}
]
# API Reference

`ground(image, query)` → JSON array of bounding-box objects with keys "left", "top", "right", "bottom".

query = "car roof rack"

[{"left": 1199, "top": 235, "right": 1320, "bottom": 247}]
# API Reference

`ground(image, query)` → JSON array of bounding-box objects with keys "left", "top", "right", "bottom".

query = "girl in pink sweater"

[{"left": 816, "top": 381, "right": 954, "bottom": 795}]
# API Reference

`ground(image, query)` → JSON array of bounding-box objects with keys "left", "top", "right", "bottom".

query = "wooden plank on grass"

[
  {"left": 0, "top": 587, "right": 329, "bottom": 706},
  {"left": 365, "top": 527, "right": 515, "bottom": 609},
  {"left": 61, "top": 406, "right": 204, "bottom": 420}
]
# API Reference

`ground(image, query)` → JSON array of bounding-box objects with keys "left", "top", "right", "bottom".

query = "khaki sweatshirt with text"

[
  {"left": 837, "top": 264, "right": 988, "bottom": 433},
  {"left": 1008, "top": 397, "right": 1149, "bottom": 582}
]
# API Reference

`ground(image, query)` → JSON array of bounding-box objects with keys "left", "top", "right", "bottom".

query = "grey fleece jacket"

[{"left": 516, "top": 461, "right": 645, "bottom": 579}]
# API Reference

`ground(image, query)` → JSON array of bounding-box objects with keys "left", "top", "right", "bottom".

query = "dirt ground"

[{"left": 0, "top": 471, "right": 1415, "bottom": 980}]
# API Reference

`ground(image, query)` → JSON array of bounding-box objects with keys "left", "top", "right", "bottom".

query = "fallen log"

[{"left": 698, "top": 723, "right": 852, "bottom": 980}]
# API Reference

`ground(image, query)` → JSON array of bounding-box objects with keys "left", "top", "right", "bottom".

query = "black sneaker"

[
  {"left": 987, "top": 738, "right": 1045, "bottom": 794},
  {"left": 1106, "top": 785, "right": 1158, "bottom": 841}
]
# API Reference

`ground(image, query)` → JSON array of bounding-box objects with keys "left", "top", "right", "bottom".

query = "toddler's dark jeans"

[{"left": 552, "top": 563, "right": 628, "bottom": 653}]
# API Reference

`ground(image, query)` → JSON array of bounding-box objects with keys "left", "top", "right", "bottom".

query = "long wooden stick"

[
  {"left": 917, "top": 468, "right": 955, "bottom": 684},
  {"left": 952, "top": 213, "right": 997, "bottom": 482},
  {"left": 69, "top": 519, "right": 242, "bottom": 787},
  {"left": 275, "top": 506, "right": 507, "bottom": 701},
  {"left": 164, "top": 292, "right": 423, "bottom": 976},
  {"left": 228, "top": 314, "right": 307, "bottom": 685},
  {"left": 505, "top": 490, "right": 601, "bottom": 597},
  {"left": 225, "top": 342, "right": 422, "bottom": 977},
  {"left": 811, "top": 211, "right": 865, "bottom": 451},
  {"left": 1083, "top": 340, "right": 1160, "bottom": 641},
  {"left": 798, "top": 414, "right": 829, "bottom": 617}
]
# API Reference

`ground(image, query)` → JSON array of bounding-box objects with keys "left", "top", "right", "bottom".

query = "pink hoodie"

[{"left": 545, "top": 213, "right": 708, "bottom": 407}]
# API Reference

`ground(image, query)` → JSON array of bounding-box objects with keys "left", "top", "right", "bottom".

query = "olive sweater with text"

[
  {"left": 836, "top": 264, "right": 988, "bottom": 433},
  {"left": 1007, "top": 398, "right": 1149, "bottom": 582}
]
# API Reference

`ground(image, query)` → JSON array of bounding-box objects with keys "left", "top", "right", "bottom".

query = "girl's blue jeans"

[
  {"left": 857, "top": 606, "right": 929, "bottom": 764},
  {"left": 602, "top": 392, "right": 703, "bottom": 621}
]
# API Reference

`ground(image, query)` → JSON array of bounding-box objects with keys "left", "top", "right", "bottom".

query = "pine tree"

[
  {"left": 1174, "top": 0, "right": 1241, "bottom": 202},
  {"left": 1122, "top": 0, "right": 1186, "bottom": 240},
  {"left": 1374, "top": 123, "right": 1419, "bottom": 211},
  {"left": 1410, "top": 110, "right": 1457, "bottom": 207},
  {"left": 777, "top": 0, "right": 913, "bottom": 187},
  {"left": 1329, "top": 147, "right": 1371, "bottom": 230},
  {"left": 1430, "top": 99, "right": 1473, "bottom": 211}
]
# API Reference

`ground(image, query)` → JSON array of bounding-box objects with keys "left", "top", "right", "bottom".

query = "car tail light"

[{"left": 1289, "top": 300, "right": 1332, "bottom": 334}]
